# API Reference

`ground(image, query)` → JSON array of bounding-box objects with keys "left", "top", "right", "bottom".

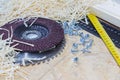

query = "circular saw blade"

[{"left": 14, "top": 39, "right": 66, "bottom": 66}]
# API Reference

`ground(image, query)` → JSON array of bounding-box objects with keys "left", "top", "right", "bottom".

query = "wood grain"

[{"left": 1, "top": 31, "right": 120, "bottom": 80}]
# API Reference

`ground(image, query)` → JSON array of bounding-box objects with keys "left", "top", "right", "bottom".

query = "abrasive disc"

[{"left": 0, "top": 17, "right": 64, "bottom": 52}]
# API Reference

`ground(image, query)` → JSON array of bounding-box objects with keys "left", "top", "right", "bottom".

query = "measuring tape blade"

[{"left": 87, "top": 14, "right": 120, "bottom": 66}]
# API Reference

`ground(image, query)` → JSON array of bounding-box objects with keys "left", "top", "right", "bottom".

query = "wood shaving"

[
  {"left": 0, "top": 0, "right": 105, "bottom": 26},
  {"left": 0, "top": 0, "right": 106, "bottom": 80}
]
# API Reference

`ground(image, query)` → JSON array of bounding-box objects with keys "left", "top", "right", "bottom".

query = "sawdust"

[{"left": 0, "top": 0, "right": 105, "bottom": 26}]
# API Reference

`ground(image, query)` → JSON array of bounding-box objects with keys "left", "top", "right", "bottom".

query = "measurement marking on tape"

[{"left": 88, "top": 14, "right": 120, "bottom": 66}]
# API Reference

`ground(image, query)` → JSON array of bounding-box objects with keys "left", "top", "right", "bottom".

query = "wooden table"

[{"left": 1, "top": 31, "right": 120, "bottom": 80}]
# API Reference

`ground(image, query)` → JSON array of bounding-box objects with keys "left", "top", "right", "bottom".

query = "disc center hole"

[
  {"left": 22, "top": 30, "right": 41, "bottom": 40},
  {"left": 26, "top": 32, "right": 39, "bottom": 39}
]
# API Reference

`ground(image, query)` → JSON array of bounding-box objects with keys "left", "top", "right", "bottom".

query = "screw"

[
  {"left": 86, "top": 39, "right": 93, "bottom": 49},
  {"left": 62, "top": 21, "right": 69, "bottom": 29},
  {"left": 72, "top": 57, "right": 78, "bottom": 63},
  {"left": 81, "top": 39, "right": 93, "bottom": 53},
  {"left": 68, "top": 20, "right": 76, "bottom": 27},
  {"left": 79, "top": 32, "right": 84, "bottom": 37},
  {"left": 71, "top": 43, "right": 79, "bottom": 53},
  {"left": 68, "top": 28, "right": 73, "bottom": 36},
  {"left": 72, "top": 43, "right": 78, "bottom": 49},
  {"left": 81, "top": 48, "right": 91, "bottom": 53},
  {"left": 62, "top": 21, "right": 69, "bottom": 34},
  {"left": 80, "top": 37, "right": 86, "bottom": 45},
  {"left": 84, "top": 34, "right": 90, "bottom": 40},
  {"left": 71, "top": 48, "right": 79, "bottom": 53}
]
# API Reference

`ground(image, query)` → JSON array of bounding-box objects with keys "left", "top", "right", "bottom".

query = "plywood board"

[{"left": 0, "top": 31, "right": 120, "bottom": 80}]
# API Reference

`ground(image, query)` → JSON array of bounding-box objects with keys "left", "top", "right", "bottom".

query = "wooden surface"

[{"left": 1, "top": 31, "right": 120, "bottom": 80}]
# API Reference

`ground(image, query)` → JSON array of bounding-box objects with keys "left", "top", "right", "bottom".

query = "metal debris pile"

[{"left": 61, "top": 20, "right": 94, "bottom": 62}]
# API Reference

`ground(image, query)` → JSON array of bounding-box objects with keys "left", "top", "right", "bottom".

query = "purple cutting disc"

[{"left": 0, "top": 17, "right": 64, "bottom": 52}]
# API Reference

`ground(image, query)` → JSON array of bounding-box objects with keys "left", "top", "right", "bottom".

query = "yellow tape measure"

[{"left": 87, "top": 14, "right": 120, "bottom": 66}]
